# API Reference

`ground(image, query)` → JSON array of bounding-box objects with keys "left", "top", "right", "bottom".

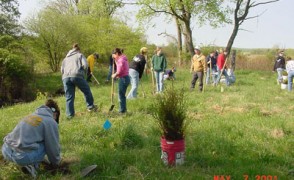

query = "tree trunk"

[
  {"left": 175, "top": 16, "right": 183, "bottom": 66},
  {"left": 183, "top": 21, "right": 194, "bottom": 57},
  {"left": 226, "top": 23, "right": 239, "bottom": 59}
]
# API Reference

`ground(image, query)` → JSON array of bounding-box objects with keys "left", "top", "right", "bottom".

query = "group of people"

[
  {"left": 190, "top": 46, "right": 235, "bottom": 92},
  {"left": 1, "top": 44, "right": 171, "bottom": 177},
  {"left": 273, "top": 50, "right": 294, "bottom": 91},
  {"left": 2, "top": 44, "right": 238, "bottom": 177}
]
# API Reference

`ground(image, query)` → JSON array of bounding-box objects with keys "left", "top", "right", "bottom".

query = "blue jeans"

[
  {"left": 206, "top": 67, "right": 217, "bottom": 84},
  {"left": 216, "top": 66, "right": 230, "bottom": 86},
  {"left": 276, "top": 68, "right": 284, "bottom": 83},
  {"left": 2, "top": 142, "right": 45, "bottom": 166},
  {"left": 62, "top": 77, "right": 94, "bottom": 117},
  {"left": 127, "top": 69, "right": 139, "bottom": 99},
  {"left": 107, "top": 65, "right": 113, "bottom": 81},
  {"left": 118, "top": 76, "right": 130, "bottom": 113},
  {"left": 288, "top": 70, "right": 294, "bottom": 91},
  {"left": 154, "top": 71, "right": 164, "bottom": 92}
]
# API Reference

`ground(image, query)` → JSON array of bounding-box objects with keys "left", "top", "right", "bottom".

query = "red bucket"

[{"left": 160, "top": 137, "right": 185, "bottom": 166}]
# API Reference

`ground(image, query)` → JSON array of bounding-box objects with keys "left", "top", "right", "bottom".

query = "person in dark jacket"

[
  {"left": 273, "top": 50, "right": 286, "bottom": 84},
  {"left": 127, "top": 47, "right": 147, "bottom": 99},
  {"left": 164, "top": 67, "right": 176, "bottom": 80},
  {"left": 2, "top": 99, "right": 61, "bottom": 178},
  {"left": 152, "top": 47, "right": 167, "bottom": 93},
  {"left": 205, "top": 51, "right": 217, "bottom": 84},
  {"left": 106, "top": 54, "right": 117, "bottom": 82}
]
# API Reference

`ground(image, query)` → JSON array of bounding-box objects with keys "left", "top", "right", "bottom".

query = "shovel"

[
  {"left": 151, "top": 68, "right": 156, "bottom": 95},
  {"left": 91, "top": 73, "right": 100, "bottom": 85},
  {"left": 109, "top": 59, "right": 115, "bottom": 112},
  {"left": 81, "top": 164, "right": 97, "bottom": 177},
  {"left": 140, "top": 82, "right": 146, "bottom": 98},
  {"left": 217, "top": 57, "right": 228, "bottom": 84}
]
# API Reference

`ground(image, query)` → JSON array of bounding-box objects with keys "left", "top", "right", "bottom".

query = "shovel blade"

[
  {"left": 109, "top": 104, "right": 115, "bottom": 112},
  {"left": 81, "top": 164, "right": 97, "bottom": 177}
]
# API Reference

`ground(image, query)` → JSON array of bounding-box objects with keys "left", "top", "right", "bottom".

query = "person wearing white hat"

[{"left": 190, "top": 46, "right": 207, "bottom": 92}]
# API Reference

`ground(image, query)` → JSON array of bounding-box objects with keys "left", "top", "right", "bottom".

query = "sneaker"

[
  {"left": 67, "top": 115, "right": 74, "bottom": 120},
  {"left": 21, "top": 165, "right": 37, "bottom": 178},
  {"left": 87, "top": 105, "right": 98, "bottom": 112}
]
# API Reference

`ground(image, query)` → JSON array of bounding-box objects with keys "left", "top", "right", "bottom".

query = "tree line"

[{"left": 0, "top": 0, "right": 279, "bottom": 106}]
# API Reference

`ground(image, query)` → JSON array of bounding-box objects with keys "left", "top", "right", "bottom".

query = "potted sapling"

[{"left": 151, "top": 85, "right": 187, "bottom": 166}]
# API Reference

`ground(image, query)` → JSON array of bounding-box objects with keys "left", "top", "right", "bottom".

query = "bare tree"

[
  {"left": 226, "top": 0, "right": 280, "bottom": 57},
  {"left": 130, "top": 0, "right": 228, "bottom": 57}
]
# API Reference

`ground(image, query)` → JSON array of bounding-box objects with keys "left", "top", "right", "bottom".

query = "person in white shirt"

[{"left": 286, "top": 57, "right": 294, "bottom": 91}]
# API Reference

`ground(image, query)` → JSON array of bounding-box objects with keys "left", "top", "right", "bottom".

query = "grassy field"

[{"left": 0, "top": 67, "right": 293, "bottom": 180}]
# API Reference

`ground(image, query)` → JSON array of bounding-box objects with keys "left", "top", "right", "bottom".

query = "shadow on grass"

[{"left": 185, "top": 128, "right": 291, "bottom": 179}]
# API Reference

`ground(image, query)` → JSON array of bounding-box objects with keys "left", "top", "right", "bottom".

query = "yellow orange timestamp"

[{"left": 213, "top": 175, "right": 278, "bottom": 180}]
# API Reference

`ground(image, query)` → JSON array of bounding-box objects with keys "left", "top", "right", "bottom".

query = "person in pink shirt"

[
  {"left": 216, "top": 48, "right": 230, "bottom": 86},
  {"left": 111, "top": 48, "right": 130, "bottom": 113}
]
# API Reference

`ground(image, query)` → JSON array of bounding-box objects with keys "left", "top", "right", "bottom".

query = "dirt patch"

[
  {"left": 187, "top": 112, "right": 204, "bottom": 121},
  {"left": 260, "top": 110, "right": 272, "bottom": 117},
  {"left": 211, "top": 105, "right": 224, "bottom": 114},
  {"left": 270, "top": 129, "right": 284, "bottom": 138},
  {"left": 226, "top": 106, "right": 247, "bottom": 113}
]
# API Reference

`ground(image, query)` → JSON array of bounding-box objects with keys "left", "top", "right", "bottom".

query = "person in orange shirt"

[{"left": 86, "top": 53, "right": 99, "bottom": 82}]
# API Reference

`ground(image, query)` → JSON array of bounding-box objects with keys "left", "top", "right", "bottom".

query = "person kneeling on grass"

[
  {"left": 164, "top": 67, "right": 176, "bottom": 80},
  {"left": 2, "top": 99, "right": 61, "bottom": 178}
]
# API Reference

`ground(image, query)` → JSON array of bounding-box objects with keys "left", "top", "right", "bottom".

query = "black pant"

[
  {"left": 86, "top": 67, "right": 92, "bottom": 82},
  {"left": 190, "top": 71, "right": 204, "bottom": 91}
]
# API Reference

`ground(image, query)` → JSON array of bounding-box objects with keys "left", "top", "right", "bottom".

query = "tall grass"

[{"left": 0, "top": 67, "right": 293, "bottom": 179}]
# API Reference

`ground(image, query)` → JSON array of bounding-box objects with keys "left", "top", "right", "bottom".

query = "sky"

[{"left": 18, "top": 0, "right": 294, "bottom": 49}]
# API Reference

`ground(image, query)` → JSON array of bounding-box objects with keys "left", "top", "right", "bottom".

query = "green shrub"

[
  {"left": 151, "top": 85, "right": 187, "bottom": 141},
  {"left": 0, "top": 37, "right": 36, "bottom": 105}
]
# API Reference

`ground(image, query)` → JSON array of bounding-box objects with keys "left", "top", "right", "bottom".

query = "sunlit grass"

[{"left": 0, "top": 68, "right": 293, "bottom": 179}]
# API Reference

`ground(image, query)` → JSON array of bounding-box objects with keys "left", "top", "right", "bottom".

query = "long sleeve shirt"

[
  {"left": 152, "top": 53, "right": 167, "bottom": 72},
  {"left": 115, "top": 55, "right": 129, "bottom": 78},
  {"left": 217, "top": 53, "right": 226, "bottom": 70},
  {"left": 129, "top": 54, "right": 146, "bottom": 79},
  {"left": 3, "top": 106, "right": 61, "bottom": 166},
  {"left": 191, "top": 53, "right": 207, "bottom": 73},
  {"left": 61, "top": 49, "right": 87, "bottom": 80},
  {"left": 286, "top": 60, "right": 294, "bottom": 73},
  {"left": 273, "top": 55, "right": 285, "bottom": 71},
  {"left": 87, "top": 54, "right": 95, "bottom": 73}
]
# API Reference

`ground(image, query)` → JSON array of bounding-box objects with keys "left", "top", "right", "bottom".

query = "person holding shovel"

[
  {"left": 205, "top": 51, "right": 217, "bottom": 85},
  {"left": 112, "top": 48, "right": 130, "bottom": 113},
  {"left": 151, "top": 47, "right": 167, "bottom": 93},
  {"left": 86, "top": 52, "right": 99, "bottom": 82},
  {"left": 127, "top": 47, "right": 147, "bottom": 99},
  {"left": 2, "top": 99, "right": 61, "bottom": 178},
  {"left": 190, "top": 46, "right": 207, "bottom": 92},
  {"left": 215, "top": 48, "right": 230, "bottom": 86}
]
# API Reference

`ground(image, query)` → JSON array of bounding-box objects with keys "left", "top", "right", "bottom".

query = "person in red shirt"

[{"left": 216, "top": 48, "right": 230, "bottom": 86}]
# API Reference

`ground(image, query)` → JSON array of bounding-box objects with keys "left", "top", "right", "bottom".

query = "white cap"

[{"left": 194, "top": 46, "right": 201, "bottom": 51}]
